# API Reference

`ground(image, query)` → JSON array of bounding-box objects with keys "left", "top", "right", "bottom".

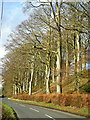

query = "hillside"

[{"left": 32, "top": 70, "right": 90, "bottom": 94}]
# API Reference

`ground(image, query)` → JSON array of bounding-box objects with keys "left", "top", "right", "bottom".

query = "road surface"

[{"left": 2, "top": 98, "right": 88, "bottom": 120}]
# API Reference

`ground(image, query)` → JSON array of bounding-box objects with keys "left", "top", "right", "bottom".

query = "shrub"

[
  {"left": 21, "top": 94, "right": 30, "bottom": 100},
  {"left": 59, "top": 93, "right": 72, "bottom": 106},
  {"left": 35, "top": 94, "right": 43, "bottom": 102},
  {"left": 12, "top": 93, "right": 89, "bottom": 108},
  {"left": 70, "top": 94, "right": 83, "bottom": 108},
  {"left": 81, "top": 94, "right": 90, "bottom": 108},
  {"left": 43, "top": 94, "right": 51, "bottom": 103},
  {"left": 28, "top": 95, "right": 35, "bottom": 101},
  {"left": 50, "top": 93, "right": 60, "bottom": 105}
]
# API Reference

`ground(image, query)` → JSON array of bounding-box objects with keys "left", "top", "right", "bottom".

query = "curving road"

[{"left": 2, "top": 98, "right": 87, "bottom": 120}]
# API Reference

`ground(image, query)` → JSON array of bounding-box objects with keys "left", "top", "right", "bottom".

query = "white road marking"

[
  {"left": 45, "top": 114, "right": 55, "bottom": 120},
  {"left": 29, "top": 108, "right": 39, "bottom": 112},
  {"left": 39, "top": 106, "right": 85, "bottom": 118},
  {"left": 8, "top": 98, "right": 85, "bottom": 118},
  {"left": 19, "top": 104, "right": 25, "bottom": 107}
]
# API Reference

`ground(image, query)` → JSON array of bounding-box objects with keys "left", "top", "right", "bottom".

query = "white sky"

[{"left": 0, "top": 47, "right": 6, "bottom": 59}]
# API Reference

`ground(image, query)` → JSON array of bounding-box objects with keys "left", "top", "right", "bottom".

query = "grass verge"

[
  {"left": 8, "top": 98, "right": 89, "bottom": 118},
  {"left": 0, "top": 101, "right": 19, "bottom": 120}
]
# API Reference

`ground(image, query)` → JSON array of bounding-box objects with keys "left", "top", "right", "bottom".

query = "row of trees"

[{"left": 2, "top": 1, "right": 89, "bottom": 96}]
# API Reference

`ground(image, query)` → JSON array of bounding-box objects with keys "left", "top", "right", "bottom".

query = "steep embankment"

[
  {"left": 32, "top": 70, "right": 89, "bottom": 94},
  {"left": 0, "top": 102, "right": 18, "bottom": 120}
]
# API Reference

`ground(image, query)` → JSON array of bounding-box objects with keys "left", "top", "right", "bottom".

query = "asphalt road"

[{"left": 2, "top": 98, "right": 88, "bottom": 120}]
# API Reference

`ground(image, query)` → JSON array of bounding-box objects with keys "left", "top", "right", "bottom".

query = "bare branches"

[{"left": 2, "top": 1, "right": 89, "bottom": 95}]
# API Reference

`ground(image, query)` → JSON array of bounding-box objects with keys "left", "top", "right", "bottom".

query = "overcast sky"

[{"left": 0, "top": 1, "right": 28, "bottom": 61}]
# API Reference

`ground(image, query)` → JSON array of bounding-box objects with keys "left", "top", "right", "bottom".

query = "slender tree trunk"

[
  {"left": 56, "top": 2, "right": 62, "bottom": 93},
  {"left": 20, "top": 86, "right": 22, "bottom": 94},
  {"left": 56, "top": 33, "right": 62, "bottom": 93},
  {"left": 13, "top": 85, "right": 14, "bottom": 95},
  {"left": 45, "top": 64, "right": 50, "bottom": 94},
  {"left": 14, "top": 84, "right": 17, "bottom": 95},
  {"left": 76, "top": 32, "right": 80, "bottom": 92},
  {"left": 52, "top": 62, "right": 55, "bottom": 83},
  {"left": 56, "top": 39, "right": 61, "bottom": 93},
  {"left": 23, "top": 81, "right": 25, "bottom": 92},
  {"left": 50, "top": 1, "right": 62, "bottom": 93},
  {"left": 26, "top": 71, "right": 29, "bottom": 92},
  {"left": 45, "top": 52, "right": 50, "bottom": 94},
  {"left": 50, "top": 10, "right": 54, "bottom": 84},
  {"left": 35, "top": 72, "right": 37, "bottom": 86},
  {"left": 18, "top": 70, "right": 21, "bottom": 94},
  {"left": 73, "top": 33, "right": 78, "bottom": 91},
  {"left": 29, "top": 59, "right": 34, "bottom": 95},
  {"left": 66, "top": 33, "right": 69, "bottom": 78},
  {"left": 73, "top": 33, "right": 77, "bottom": 75},
  {"left": 17, "top": 86, "right": 19, "bottom": 94},
  {"left": 83, "top": 49, "right": 86, "bottom": 70},
  {"left": 74, "top": 32, "right": 81, "bottom": 92},
  {"left": 76, "top": 32, "right": 80, "bottom": 73},
  {"left": 29, "top": 81, "right": 32, "bottom": 95}
]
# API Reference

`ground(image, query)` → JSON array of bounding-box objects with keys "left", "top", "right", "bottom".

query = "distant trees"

[{"left": 2, "top": 1, "right": 89, "bottom": 96}]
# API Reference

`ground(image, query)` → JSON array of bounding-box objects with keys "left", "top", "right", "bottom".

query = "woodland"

[{"left": 2, "top": 1, "right": 90, "bottom": 96}]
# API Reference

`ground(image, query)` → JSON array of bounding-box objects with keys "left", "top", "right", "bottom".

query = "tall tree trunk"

[
  {"left": 56, "top": 2, "right": 62, "bottom": 93},
  {"left": 19, "top": 86, "right": 22, "bottom": 94},
  {"left": 45, "top": 64, "right": 50, "bottom": 94},
  {"left": 26, "top": 70, "right": 29, "bottom": 92},
  {"left": 45, "top": 52, "right": 50, "bottom": 94},
  {"left": 74, "top": 32, "right": 81, "bottom": 92},
  {"left": 73, "top": 33, "right": 78, "bottom": 91},
  {"left": 56, "top": 38, "right": 61, "bottom": 93},
  {"left": 56, "top": 32, "right": 62, "bottom": 93},
  {"left": 50, "top": 10, "right": 55, "bottom": 84},
  {"left": 66, "top": 33, "right": 69, "bottom": 78},
  {"left": 29, "top": 81, "right": 32, "bottom": 95},
  {"left": 50, "top": 1, "right": 62, "bottom": 93},
  {"left": 29, "top": 59, "right": 34, "bottom": 95},
  {"left": 35, "top": 71, "right": 37, "bottom": 86},
  {"left": 76, "top": 32, "right": 80, "bottom": 92},
  {"left": 13, "top": 85, "right": 14, "bottom": 95},
  {"left": 23, "top": 81, "right": 25, "bottom": 92},
  {"left": 73, "top": 33, "right": 77, "bottom": 75},
  {"left": 17, "top": 86, "right": 19, "bottom": 94},
  {"left": 76, "top": 32, "right": 80, "bottom": 73},
  {"left": 14, "top": 84, "right": 17, "bottom": 95},
  {"left": 83, "top": 49, "right": 86, "bottom": 70},
  {"left": 52, "top": 61, "right": 55, "bottom": 83}
]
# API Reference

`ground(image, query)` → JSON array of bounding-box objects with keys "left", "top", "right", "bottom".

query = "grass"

[
  {"left": 0, "top": 101, "right": 18, "bottom": 120},
  {"left": 8, "top": 98, "right": 90, "bottom": 118}
]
